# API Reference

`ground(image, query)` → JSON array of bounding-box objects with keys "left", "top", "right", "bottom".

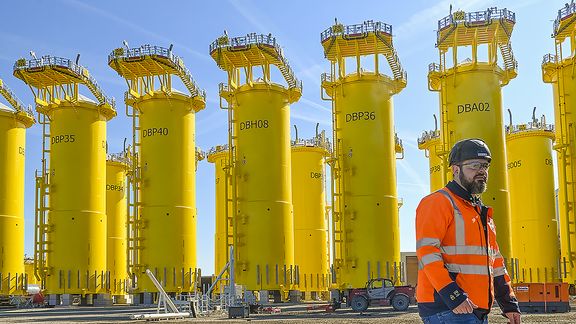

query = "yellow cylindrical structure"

[
  {"left": 321, "top": 20, "right": 405, "bottom": 290},
  {"left": 135, "top": 92, "right": 199, "bottom": 293},
  {"left": 418, "top": 131, "right": 445, "bottom": 192},
  {"left": 207, "top": 146, "right": 231, "bottom": 294},
  {"left": 233, "top": 83, "right": 294, "bottom": 292},
  {"left": 43, "top": 100, "right": 110, "bottom": 294},
  {"left": 106, "top": 158, "right": 128, "bottom": 297},
  {"left": 430, "top": 7, "right": 517, "bottom": 259},
  {"left": 0, "top": 104, "right": 34, "bottom": 295},
  {"left": 542, "top": 9, "right": 576, "bottom": 282},
  {"left": 506, "top": 122, "right": 559, "bottom": 283},
  {"left": 544, "top": 56, "right": 576, "bottom": 284},
  {"left": 291, "top": 140, "right": 330, "bottom": 297},
  {"left": 24, "top": 258, "right": 39, "bottom": 285},
  {"left": 334, "top": 74, "right": 400, "bottom": 289},
  {"left": 439, "top": 64, "right": 513, "bottom": 257}
]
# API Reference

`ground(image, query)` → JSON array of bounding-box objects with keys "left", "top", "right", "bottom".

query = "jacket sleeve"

[
  {"left": 416, "top": 194, "right": 467, "bottom": 309},
  {"left": 493, "top": 249, "right": 520, "bottom": 313}
]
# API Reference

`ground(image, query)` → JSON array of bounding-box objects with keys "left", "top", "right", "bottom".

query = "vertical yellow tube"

[
  {"left": 291, "top": 136, "right": 330, "bottom": 299},
  {"left": 0, "top": 105, "right": 34, "bottom": 295},
  {"left": 13, "top": 56, "right": 116, "bottom": 304},
  {"left": 418, "top": 131, "right": 445, "bottom": 192},
  {"left": 107, "top": 45, "right": 205, "bottom": 298},
  {"left": 24, "top": 258, "right": 39, "bottom": 285},
  {"left": 506, "top": 120, "right": 559, "bottom": 283},
  {"left": 44, "top": 100, "right": 110, "bottom": 295},
  {"left": 207, "top": 146, "right": 231, "bottom": 294},
  {"left": 210, "top": 33, "right": 302, "bottom": 299},
  {"left": 443, "top": 68, "right": 512, "bottom": 257},
  {"left": 106, "top": 157, "right": 128, "bottom": 299},
  {"left": 135, "top": 92, "right": 199, "bottom": 293},
  {"left": 543, "top": 7, "right": 576, "bottom": 283},
  {"left": 337, "top": 76, "right": 400, "bottom": 288},
  {"left": 233, "top": 84, "right": 294, "bottom": 292},
  {"left": 429, "top": 8, "right": 517, "bottom": 258},
  {"left": 321, "top": 20, "right": 406, "bottom": 289}
]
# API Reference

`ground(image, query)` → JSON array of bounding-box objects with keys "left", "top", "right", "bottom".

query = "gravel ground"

[{"left": 1, "top": 303, "right": 575, "bottom": 323}]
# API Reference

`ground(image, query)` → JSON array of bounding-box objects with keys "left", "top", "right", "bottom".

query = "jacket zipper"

[{"left": 476, "top": 206, "right": 492, "bottom": 309}]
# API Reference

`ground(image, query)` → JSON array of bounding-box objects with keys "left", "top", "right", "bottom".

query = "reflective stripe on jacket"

[{"left": 416, "top": 181, "right": 519, "bottom": 317}]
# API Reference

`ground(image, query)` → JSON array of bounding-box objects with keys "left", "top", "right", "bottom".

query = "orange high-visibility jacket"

[{"left": 416, "top": 181, "right": 519, "bottom": 317}]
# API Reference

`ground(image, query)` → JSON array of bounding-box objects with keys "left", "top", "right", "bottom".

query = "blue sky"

[{"left": 0, "top": 0, "right": 560, "bottom": 274}]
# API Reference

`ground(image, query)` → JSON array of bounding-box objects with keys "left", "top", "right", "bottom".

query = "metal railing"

[
  {"left": 320, "top": 73, "right": 333, "bottom": 84},
  {"left": 320, "top": 20, "right": 392, "bottom": 43},
  {"left": 320, "top": 20, "right": 406, "bottom": 84},
  {"left": 542, "top": 53, "right": 559, "bottom": 65},
  {"left": 428, "top": 63, "right": 441, "bottom": 73},
  {"left": 554, "top": 2, "right": 576, "bottom": 36},
  {"left": 384, "top": 52, "right": 407, "bottom": 82},
  {"left": 107, "top": 152, "right": 130, "bottom": 164},
  {"left": 196, "top": 147, "right": 205, "bottom": 162},
  {"left": 0, "top": 80, "right": 33, "bottom": 115},
  {"left": 395, "top": 133, "right": 403, "bottom": 148},
  {"left": 438, "top": 7, "right": 515, "bottom": 30},
  {"left": 210, "top": 33, "right": 302, "bottom": 91},
  {"left": 13, "top": 55, "right": 115, "bottom": 107},
  {"left": 291, "top": 136, "right": 332, "bottom": 152},
  {"left": 505, "top": 121, "right": 555, "bottom": 135},
  {"left": 321, "top": 67, "right": 404, "bottom": 83},
  {"left": 108, "top": 45, "right": 206, "bottom": 100},
  {"left": 208, "top": 144, "right": 229, "bottom": 157},
  {"left": 417, "top": 130, "right": 441, "bottom": 145},
  {"left": 219, "top": 83, "right": 231, "bottom": 93},
  {"left": 428, "top": 55, "right": 516, "bottom": 72},
  {"left": 400, "top": 70, "right": 408, "bottom": 81},
  {"left": 210, "top": 33, "right": 277, "bottom": 53},
  {"left": 107, "top": 44, "right": 173, "bottom": 62}
]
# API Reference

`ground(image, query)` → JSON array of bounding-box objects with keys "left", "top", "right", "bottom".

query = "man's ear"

[{"left": 451, "top": 164, "right": 458, "bottom": 175}]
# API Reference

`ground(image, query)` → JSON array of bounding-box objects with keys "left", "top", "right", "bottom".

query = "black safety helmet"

[{"left": 449, "top": 139, "right": 492, "bottom": 166}]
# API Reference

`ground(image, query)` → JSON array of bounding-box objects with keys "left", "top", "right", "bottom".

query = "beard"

[{"left": 459, "top": 171, "right": 487, "bottom": 194}]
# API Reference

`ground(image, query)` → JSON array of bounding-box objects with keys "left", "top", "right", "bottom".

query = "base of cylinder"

[
  {"left": 300, "top": 291, "right": 329, "bottom": 301},
  {"left": 132, "top": 292, "right": 155, "bottom": 306},
  {"left": 253, "top": 290, "right": 290, "bottom": 303},
  {"left": 288, "top": 290, "right": 301, "bottom": 303},
  {"left": 47, "top": 293, "right": 112, "bottom": 306},
  {"left": 113, "top": 294, "right": 132, "bottom": 304}
]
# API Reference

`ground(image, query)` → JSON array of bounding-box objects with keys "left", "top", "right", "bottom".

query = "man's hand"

[
  {"left": 452, "top": 298, "right": 478, "bottom": 314},
  {"left": 504, "top": 312, "right": 521, "bottom": 324}
]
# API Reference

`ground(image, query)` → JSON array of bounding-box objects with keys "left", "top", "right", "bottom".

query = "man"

[{"left": 416, "top": 139, "right": 521, "bottom": 324}]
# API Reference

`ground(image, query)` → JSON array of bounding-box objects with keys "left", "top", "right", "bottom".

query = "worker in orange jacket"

[{"left": 416, "top": 139, "right": 521, "bottom": 323}]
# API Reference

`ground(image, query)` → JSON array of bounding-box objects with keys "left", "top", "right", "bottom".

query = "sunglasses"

[{"left": 460, "top": 161, "right": 490, "bottom": 171}]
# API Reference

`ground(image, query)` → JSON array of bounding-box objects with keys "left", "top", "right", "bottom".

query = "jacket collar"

[{"left": 446, "top": 180, "right": 482, "bottom": 207}]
